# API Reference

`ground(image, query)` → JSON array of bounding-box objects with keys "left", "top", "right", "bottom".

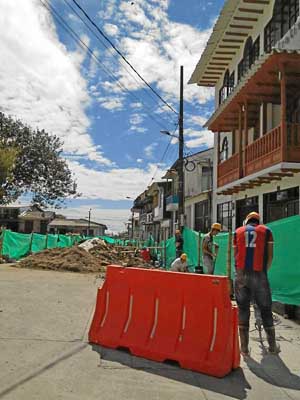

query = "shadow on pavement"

[
  {"left": 245, "top": 354, "right": 300, "bottom": 390},
  {"left": 92, "top": 345, "right": 251, "bottom": 400}
]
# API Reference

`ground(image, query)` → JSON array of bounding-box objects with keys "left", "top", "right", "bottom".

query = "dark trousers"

[
  {"left": 235, "top": 270, "right": 274, "bottom": 329},
  {"left": 176, "top": 248, "right": 183, "bottom": 258}
]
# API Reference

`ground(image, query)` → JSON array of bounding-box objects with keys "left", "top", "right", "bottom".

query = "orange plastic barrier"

[{"left": 89, "top": 265, "right": 240, "bottom": 377}]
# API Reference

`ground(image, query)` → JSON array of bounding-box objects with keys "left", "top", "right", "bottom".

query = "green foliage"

[{"left": 0, "top": 112, "right": 78, "bottom": 207}]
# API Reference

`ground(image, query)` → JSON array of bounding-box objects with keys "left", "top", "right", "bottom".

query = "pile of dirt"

[
  {"left": 18, "top": 246, "right": 104, "bottom": 273},
  {"left": 17, "top": 240, "right": 151, "bottom": 273}
]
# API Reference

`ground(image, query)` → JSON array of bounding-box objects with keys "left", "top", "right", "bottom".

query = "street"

[{"left": 0, "top": 265, "right": 300, "bottom": 400}]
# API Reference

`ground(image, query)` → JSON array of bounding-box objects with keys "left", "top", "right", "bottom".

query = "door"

[
  {"left": 24, "top": 220, "right": 34, "bottom": 233},
  {"left": 236, "top": 196, "right": 259, "bottom": 228}
]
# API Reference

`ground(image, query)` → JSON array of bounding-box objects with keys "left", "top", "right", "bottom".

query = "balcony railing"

[
  {"left": 245, "top": 126, "right": 281, "bottom": 176},
  {"left": 217, "top": 153, "right": 239, "bottom": 188},
  {"left": 217, "top": 123, "right": 300, "bottom": 188}
]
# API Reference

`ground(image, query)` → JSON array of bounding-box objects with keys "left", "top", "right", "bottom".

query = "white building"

[{"left": 190, "top": 0, "right": 300, "bottom": 230}]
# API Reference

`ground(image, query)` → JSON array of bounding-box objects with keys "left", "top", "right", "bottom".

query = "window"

[
  {"left": 217, "top": 201, "right": 233, "bottom": 231},
  {"left": 238, "top": 36, "right": 260, "bottom": 82},
  {"left": 220, "top": 137, "right": 229, "bottom": 162},
  {"left": 264, "top": 0, "right": 299, "bottom": 53},
  {"left": 244, "top": 37, "right": 253, "bottom": 71},
  {"left": 195, "top": 200, "right": 210, "bottom": 233},
  {"left": 252, "top": 37, "right": 260, "bottom": 63},
  {"left": 263, "top": 187, "right": 299, "bottom": 222},
  {"left": 219, "top": 70, "right": 230, "bottom": 105},
  {"left": 228, "top": 71, "right": 235, "bottom": 95}
]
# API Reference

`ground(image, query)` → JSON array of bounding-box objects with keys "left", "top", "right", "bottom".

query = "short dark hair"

[{"left": 247, "top": 218, "right": 259, "bottom": 225}]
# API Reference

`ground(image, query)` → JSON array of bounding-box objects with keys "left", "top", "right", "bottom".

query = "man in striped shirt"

[{"left": 234, "top": 212, "right": 279, "bottom": 356}]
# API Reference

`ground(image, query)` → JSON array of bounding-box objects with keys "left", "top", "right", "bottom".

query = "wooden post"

[
  {"left": 243, "top": 101, "right": 248, "bottom": 175},
  {"left": 280, "top": 67, "right": 287, "bottom": 161},
  {"left": 197, "top": 232, "right": 203, "bottom": 274},
  {"left": 217, "top": 131, "right": 221, "bottom": 163},
  {"left": 226, "top": 230, "right": 233, "bottom": 297},
  {"left": 45, "top": 233, "right": 48, "bottom": 250},
  {"left": 29, "top": 232, "right": 34, "bottom": 253},
  {"left": 238, "top": 104, "right": 243, "bottom": 179}
]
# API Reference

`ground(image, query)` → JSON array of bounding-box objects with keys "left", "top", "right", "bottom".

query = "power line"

[
  {"left": 38, "top": 0, "right": 174, "bottom": 131},
  {"left": 62, "top": 0, "right": 176, "bottom": 125},
  {"left": 147, "top": 124, "right": 179, "bottom": 187},
  {"left": 70, "top": 0, "right": 178, "bottom": 116}
]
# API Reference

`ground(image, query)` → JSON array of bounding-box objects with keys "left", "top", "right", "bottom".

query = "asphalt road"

[{"left": 0, "top": 264, "right": 300, "bottom": 400}]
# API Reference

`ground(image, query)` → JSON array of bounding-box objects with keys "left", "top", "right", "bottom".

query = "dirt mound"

[
  {"left": 18, "top": 246, "right": 104, "bottom": 273},
  {"left": 17, "top": 241, "right": 151, "bottom": 273}
]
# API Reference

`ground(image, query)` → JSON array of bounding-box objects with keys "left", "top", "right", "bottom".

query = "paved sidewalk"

[{"left": 0, "top": 264, "right": 300, "bottom": 400}]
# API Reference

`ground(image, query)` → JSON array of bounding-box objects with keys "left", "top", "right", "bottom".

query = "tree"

[{"left": 0, "top": 112, "right": 78, "bottom": 207}]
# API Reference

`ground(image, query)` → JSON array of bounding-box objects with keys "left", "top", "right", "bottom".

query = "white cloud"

[
  {"left": 97, "top": 96, "right": 124, "bottom": 111},
  {"left": 130, "top": 113, "right": 144, "bottom": 126},
  {"left": 136, "top": 158, "right": 143, "bottom": 163},
  {"left": 68, "top": 160, "right": 167, "bottom": 201},
  {"left": 103, "top": 23, "right": 119, "bottom": 37},
  {"left": 185, "top": 130, "right": 214, "bottom": 149},
  {"left": 102, "top": 0, "right": 214, "bottom": 105},
  {"left": 144, "top": 143, "right": 158, "bottom": 158},
  {"left": 0, "top": 0, "right": 112, "bottom": 166}
]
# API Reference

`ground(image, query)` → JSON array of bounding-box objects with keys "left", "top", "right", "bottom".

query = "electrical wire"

[
  {"left": 146, "top": 123, "right": 179, "bottom": 187},
  {"left": 70, "top": 0, "right": 178, "bottom": 116},
  {"left": 62, "top": 0, "right": 176, "bottom": 125},
  {"left": 38, "top": 0, "right": 175, "bottom": 131}
]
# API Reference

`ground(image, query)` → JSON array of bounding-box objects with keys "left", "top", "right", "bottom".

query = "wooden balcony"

[
  {"left": 217, "top": 123, "right": 300, "bottom": 189},
  {"left": 217, "top": 153, "right": 239, "bottom": 188},
  {"left": 245, "top": 126, "right": 282, "bottom": 176}
]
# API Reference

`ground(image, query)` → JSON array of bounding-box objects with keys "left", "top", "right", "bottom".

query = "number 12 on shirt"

[{"left": 245, "top": 231, "right": 257, "bottom": 248}]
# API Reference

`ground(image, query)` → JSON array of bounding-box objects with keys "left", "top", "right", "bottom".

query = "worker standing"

[
  {"left": 202, "top": 223, "right": 221, "bottom": 274},
  {"left": 233, "top": 212, "right": 280, "bottom": 356},
  {"left": 175, "top": 229, "right": 184, "bottom": 258},
  {"left": 170, "top": 253, "right": 188, "bottom": 272}
]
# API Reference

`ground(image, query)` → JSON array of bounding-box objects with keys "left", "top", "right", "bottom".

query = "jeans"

[{"left": 235, "top": 270, "right": 274, "bottom": 329}]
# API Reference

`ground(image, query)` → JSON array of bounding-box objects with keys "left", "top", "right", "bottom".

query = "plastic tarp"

[
  {"left": 31, "top": 233, "right": 47, "bottom": 253},
  {"left": 1, "top": 230, "right": 31, "bottom": 260},
  {"left": 57, "top": 235, "right": 72, "bottom": 248},
  {"left": 46, "top": 234, "right": 59, "bottom": 249}
]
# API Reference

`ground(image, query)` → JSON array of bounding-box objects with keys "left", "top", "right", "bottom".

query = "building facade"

[
  {"left": 190, "top": 0, "right": 300, "bottom": 230},
  {"left": 48, "top": 218, "right": 107, "bottom": 236}
]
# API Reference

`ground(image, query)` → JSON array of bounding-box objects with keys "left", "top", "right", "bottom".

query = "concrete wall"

[{"left": 214, "top": 175, "right": 300, "bottom": 230}]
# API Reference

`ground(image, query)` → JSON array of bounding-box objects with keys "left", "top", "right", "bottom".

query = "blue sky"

[{"left": 0, "top": 0, "right": 224, "bottom": 232}]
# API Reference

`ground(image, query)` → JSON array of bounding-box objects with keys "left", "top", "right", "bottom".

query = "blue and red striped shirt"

[{"left": 233, "top": 224, "right": 274, "bottom": 272}]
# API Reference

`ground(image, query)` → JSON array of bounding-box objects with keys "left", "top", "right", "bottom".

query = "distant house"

[
  {"left": 0, "top": 204, "right": 54, "bottom": 233},
  {"left": 19, "top": 206, "right": 55, "bottom": 234},
  {"left": 48, "top": 218, "right": 107, "bottom": 236}
]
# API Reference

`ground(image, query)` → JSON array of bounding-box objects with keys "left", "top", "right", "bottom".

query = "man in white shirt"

[{"left": 170, "top": 253, "right": 188, "bottom": 272}]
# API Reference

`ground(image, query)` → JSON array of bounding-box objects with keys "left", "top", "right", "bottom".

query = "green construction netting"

[
  {"left": 47, "top": 234, "right": 59, "bottom": 249},
  {"left": 31, "top": 233, "right": 47, "bottom": 253},
  {"left": 57, "top": 235, "right": 73, "bottom": 248},
  {"left": 1, "top": 230, "right": 32, "bottom": 260},
  {"left": 1, "top": 215, "right": 299, "bottom": 305}
]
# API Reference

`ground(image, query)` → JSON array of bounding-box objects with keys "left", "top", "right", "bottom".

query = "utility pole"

[
  {"left": 131, "top": 211, "right": 134, "bottom": 240},
  {"left": 178, "top": 65, "right": 185, "bottom": 231},
  {"left": 88, "top": 208, "right": 91, "bottom": 236}
]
